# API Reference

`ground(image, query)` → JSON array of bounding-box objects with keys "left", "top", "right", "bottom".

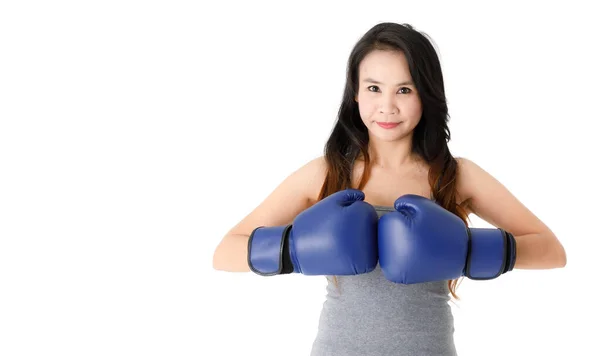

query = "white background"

[{"left": 1, "top": 1, "right": 598, "bottom": 355}]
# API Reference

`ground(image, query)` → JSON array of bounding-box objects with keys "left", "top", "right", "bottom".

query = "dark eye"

[
  {"left": 399, "top": 87, "right": 412, "bottom": 94},
  {"left": 367, "top": 85, "right": 380, "bottom": 92}
]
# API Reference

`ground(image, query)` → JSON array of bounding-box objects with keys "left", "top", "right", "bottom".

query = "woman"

[{"left": 212, "top": 22, "right": 566, "bottom": 356}]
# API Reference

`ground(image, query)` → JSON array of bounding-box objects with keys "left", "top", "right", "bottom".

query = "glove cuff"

[
  {"left": 464, "top": 228, "right": 516, "bottom": 280},
  {"left": 247, "top": 225, "right": 293, "bottom": 276},
  {"left": 503, "top": 231, "right": 517, "bottom": 273}
]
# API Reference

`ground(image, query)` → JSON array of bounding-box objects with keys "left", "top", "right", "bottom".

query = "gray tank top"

[{"left": 309, "top": 206, "right": 457, "bottom": 356}]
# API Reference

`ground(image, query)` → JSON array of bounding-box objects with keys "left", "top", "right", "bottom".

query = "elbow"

[
  {"left": 556, "top": 244, "right": 567, "bottom": 268},
  {"left": 211, "top": 234, "right": 251, "bottom": 273},
  {"left": 212, "top": 244, "right": 225, "bottom": 271},
  {"left": 544, "top": 231, "right": 567, "bottom": 269},
  {"left": 211, "top": 242, "right": 245, "bottom": 272},
  {"left": 515, "top": 232, "right": 567, "bottom": 270},
  {"left": 212, "top": 253, "right": 228, "bottom": 272},
  {"left": 550, "top": 232, "right": 567, "bottom": 268},
  {"left": 212, "top": 254, "right": 219, "bottom": 271},
  {"left": 545, "top": 239, "right": 567, "bottom": 269}
]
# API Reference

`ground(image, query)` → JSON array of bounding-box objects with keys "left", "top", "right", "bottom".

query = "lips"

[{"left": 376, "top": 122, "right": 400, "bottom": 129}]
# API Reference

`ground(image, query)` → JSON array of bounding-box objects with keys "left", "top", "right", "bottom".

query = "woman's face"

[{"left": 355, "top": 49, "right": 423, "bottom": 142}]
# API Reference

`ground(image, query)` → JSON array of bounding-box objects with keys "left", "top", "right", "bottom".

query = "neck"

[{"left": 365, "top": 134, "right": 418, "bottom": 170}]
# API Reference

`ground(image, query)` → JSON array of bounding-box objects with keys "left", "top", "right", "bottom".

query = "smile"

[{"left": 376, "top": 122, "right": 400, "bottom": 129}]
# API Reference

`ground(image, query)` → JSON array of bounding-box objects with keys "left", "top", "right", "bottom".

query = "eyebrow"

[{"left": 363, "top": 78, "right": 414, "bottom": 86}]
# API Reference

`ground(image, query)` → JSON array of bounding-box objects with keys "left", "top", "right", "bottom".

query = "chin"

[
  {"left": 369, "top": 129, "right": 409, "bottom": 143},
  {"left": 372, "top": 135, "right": 399, "bottom": 142}
]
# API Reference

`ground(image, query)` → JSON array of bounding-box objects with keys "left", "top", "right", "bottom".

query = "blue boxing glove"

[
  {"left": 248, "top": 189, "right": 379, "bottom": 276},
  {"left": 378, "top": 194, "right": 517, "bottom": 284}
]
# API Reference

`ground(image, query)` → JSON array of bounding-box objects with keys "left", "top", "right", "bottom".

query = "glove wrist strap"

[
  {"left": 464, "top": 228, "right": 516, "bottom": 280},
  {"left": 281, "top": 227, "right": 294, "bottom": 274},
  {"left": 503, "top": 231, "right": 517, "bottom": 273},
  {"left": 247, "top": 225, "right": 293, "bottom": 276}
]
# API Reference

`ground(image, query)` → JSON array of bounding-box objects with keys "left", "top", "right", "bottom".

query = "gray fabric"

[{"left": 309, "top": 206, "right": 457, "bottom": 356}]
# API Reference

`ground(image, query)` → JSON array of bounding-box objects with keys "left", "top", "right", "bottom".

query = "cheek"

[
  {"left": 357, "top": 95, "right": 377, "bottom": 119},
  {"left": 405, "top": 97, "right": 423, "bottom": 118}
]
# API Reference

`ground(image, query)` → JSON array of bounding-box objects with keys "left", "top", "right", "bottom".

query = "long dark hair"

[{"left": 318, "top": 22, "right": 468, "bottom": 299}]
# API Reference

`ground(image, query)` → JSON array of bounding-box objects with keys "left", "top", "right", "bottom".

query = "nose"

[{"left": 379, "top": 94, "right": 398, "bottom": 115}]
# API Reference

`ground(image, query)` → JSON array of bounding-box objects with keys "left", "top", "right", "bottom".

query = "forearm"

[{"left": 513, "top": 231, "right": 566, "bottom": 269}]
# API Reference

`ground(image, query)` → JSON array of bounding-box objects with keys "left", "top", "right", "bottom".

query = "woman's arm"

[
  {"left": 212, "top": 156, "right": 327, "bottom": 272},
  {"left": 456, "top": 157, "right": 567, "bottom": 269}
]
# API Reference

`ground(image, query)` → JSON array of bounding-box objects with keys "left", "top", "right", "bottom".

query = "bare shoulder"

[
  {"left": 225, "top": 155, "right": 328, "bottom": 236},
  {"left": 455, "top": 156, "right": 491, "bottom": 206},
  {"left": 455, "top": 156, "right": 503, "bottom": 191},
  {"left": 294, "top": 155, "right": 328, "bottom": 202},
  {"left": 454, "top": 156, "right": 549, "bottom": 234},
  {"left": 262, "top": 154, "right": 328, "bottom": 209},
  {"left": 303, "top": 155, "right": 328, "bottom": 179}
]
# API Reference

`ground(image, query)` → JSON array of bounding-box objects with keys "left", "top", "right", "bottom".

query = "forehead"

[{"left": 358, "top": 50, "right": 412, "bottom": 81}]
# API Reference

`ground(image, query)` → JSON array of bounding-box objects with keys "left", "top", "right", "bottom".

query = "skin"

[
  {"left": 212, "top": 49, "right": 566, "bottom": 272},
  {"left": 354, "top": 49, "right": 566, "bottom": 270}
]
